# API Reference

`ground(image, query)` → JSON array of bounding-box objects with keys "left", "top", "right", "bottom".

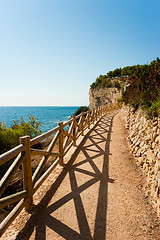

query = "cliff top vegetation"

[
  {"left": 90, "top": 75, "right": 122, "bottom": 90},
  {"left": 90, "top": 64, "right": 139, "bottom": 89},
  {"left": 90, "top": 58, "right": 160, "bottom": 92},
  {"left": 123, "top": 58, "right": 160, "bottom": 118},
  {"left": 90, "top": 58, "right": 160, "bottom": 117}
]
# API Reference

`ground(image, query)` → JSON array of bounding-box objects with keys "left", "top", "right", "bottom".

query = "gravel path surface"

[{"left": 2, "top": 111, "right": 160, "bottom": 239}]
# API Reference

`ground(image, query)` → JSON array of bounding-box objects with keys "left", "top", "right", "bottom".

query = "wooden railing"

[{"left": 0, "top": 105, "right": 108, "bottom": 236}]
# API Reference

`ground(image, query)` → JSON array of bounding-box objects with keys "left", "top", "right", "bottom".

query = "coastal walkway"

[{"left": 2, "top": 111, "right": 160, "bottom": 239}]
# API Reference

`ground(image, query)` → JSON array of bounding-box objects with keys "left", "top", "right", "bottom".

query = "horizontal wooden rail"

[
  {"left": 31, "top": 149, "right": 61, "bottom": 157},
  {"left": 0, "top": 104, "right": 108, "bottom": 236},
  {"left": 0, "top": 144, "right": 26, "bottom": 166},
  {"left": 30, "top": 125, "right": 60, "bottom": 147},
  {"left": 0, "top": 190, "right": 28, "bottom": 209},
  {"left": 63, "top": 118, "right": 74, "bottom": 127}
]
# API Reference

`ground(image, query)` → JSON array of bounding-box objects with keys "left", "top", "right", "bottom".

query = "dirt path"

[{"left": 2, "top": 111, "right": 160, "bottom": 239}]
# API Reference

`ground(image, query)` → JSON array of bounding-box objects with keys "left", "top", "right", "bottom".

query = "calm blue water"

[{"left": 0, "top": 106, "right": 79, "bottom": 133}]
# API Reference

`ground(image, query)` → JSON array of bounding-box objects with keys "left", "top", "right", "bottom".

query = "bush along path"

[{"left": 2, "top": 111, "right": 160, "bottom": 240}]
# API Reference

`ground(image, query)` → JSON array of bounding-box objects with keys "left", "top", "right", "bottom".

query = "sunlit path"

[{"left": 8, "top": 112, "right": 160, "bottom": 240}]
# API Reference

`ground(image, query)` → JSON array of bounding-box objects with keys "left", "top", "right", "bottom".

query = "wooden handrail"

[
  {"left": 0, "top": 144, "right": 26, "bottom": 166},
  {"left": 0, "top": 104, "right": 107, "bottom": 236},
  {"left": 0, "top": 190, "right": 28, "bottom": 210},
  {"left": 31, "top": 149, "right": 61, "bottom": 157},
  {"left": 30, "top": 125, "right": 60, "bottom": 147}
]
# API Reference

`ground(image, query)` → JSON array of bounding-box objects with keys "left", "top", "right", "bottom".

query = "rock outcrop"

[
  {"left": 89, "top": 76, "right": 127, "bottom": 109},
  {"left": 89, "top": 86, "right": 122, "bottom": 109},
  {"left": 121, "top": 104, "right": 160, "bottom": 217}
]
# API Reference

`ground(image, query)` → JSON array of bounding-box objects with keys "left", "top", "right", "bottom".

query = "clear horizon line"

[{"left": 0, "top": 105, "right": 87, "bottom": 107}]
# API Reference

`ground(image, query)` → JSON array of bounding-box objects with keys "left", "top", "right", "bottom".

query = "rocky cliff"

[{"left": 89, "top": 86, "right": 122, "bottom": 109}]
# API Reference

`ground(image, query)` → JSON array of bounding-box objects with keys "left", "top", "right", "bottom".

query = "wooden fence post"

[
  {"left": 20, "top": 136, "right": 33, "bottom": 211},
  {"left": 81, "top": 115, "right": 84, "bottom": 136},
  {"left": 73, "top": 116, "right": 76, "bottom": 146},
  {"left": 88, "top": 110, "right": 91, "bottom": 129},
  {"left": 58, "top": 122, "right": 64, "bottom": 166},
  {"left": 93, "top": 109, "right": 95, "bottom": 124},
  {"left": 95, "top": 108, "right": 97, "bottom": 121},
  {"left": 98, "top": 107, "right": 99, "bottom": 119}
]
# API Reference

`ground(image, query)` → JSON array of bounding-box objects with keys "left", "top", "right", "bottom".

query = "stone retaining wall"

[{"left": 121, "top": 104, "right": 160, "bottom": 217}]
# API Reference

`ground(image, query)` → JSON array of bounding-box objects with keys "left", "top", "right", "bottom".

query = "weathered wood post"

[
  {"left": 58, "top": 122, "right": 64, "bottom": 166},
  {"left": 105, "top": 105, "right": 107, "bottom": 113},
  {"left": 81, "top": 114, "right": 84, "bottom": 136},
  {"left": 88, "top": 110, "right": 91, "bottom": 129},
  {"left": 20, "top": 136, "right": 33, "bottom": 211},
  {"left": 97, "top": 107, "right": 99, "bottom": 119},
  {"left": 95, "top": 108, "right": 97, "bottom": 121},
  {"left": 93, "top": 109, "right": 95, "bottom": 124},
  {"left": 102, "top": 105, "right": 104, "bottom": 115},
  {"left": 73, "top": 116, "right": 76, "bottom": 146}
]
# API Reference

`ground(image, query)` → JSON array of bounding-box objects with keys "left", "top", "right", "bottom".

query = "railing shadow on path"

[{"left": 16, "top": 112, "right": 116, "bottom": 240}]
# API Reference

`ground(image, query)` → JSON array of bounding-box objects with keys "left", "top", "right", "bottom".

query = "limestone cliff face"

[{"left": 89, "top": 86, "right": 122, "bottom": 109}]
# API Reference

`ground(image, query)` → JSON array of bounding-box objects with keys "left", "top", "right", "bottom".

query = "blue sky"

[{"left": 0, "top": 0, "right": 159, "bottom": 106}]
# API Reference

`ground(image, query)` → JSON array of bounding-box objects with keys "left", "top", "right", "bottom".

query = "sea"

[{"left": 0, "top": 106, "right": 79, "bottom": 133}]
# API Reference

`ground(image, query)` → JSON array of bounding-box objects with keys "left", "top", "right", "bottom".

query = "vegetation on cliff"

[
  {"left": 90, "top": 58, "right": 160, "bottom": 117},
  {"left": 0, "top": 115, "right": 42, "bottom": 155},
  {"left": 123, "top": 58, "right": 160, "bottom": 117},
  {"left": 73, "top": 106, "right": 89, "bottom": 116},
  {"left": 90, "top": 75, "right": 121, "bottom": 89},
  {"left": 0, "top": 115, "right": 42, "bottom": 180},
  {"left": 90, "top": 64, "right": 139, "bottom": 89}
]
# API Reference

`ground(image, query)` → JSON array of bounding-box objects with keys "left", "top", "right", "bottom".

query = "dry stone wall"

[{"left": 121, "top": 104, "right": 160, "bottom": 217}]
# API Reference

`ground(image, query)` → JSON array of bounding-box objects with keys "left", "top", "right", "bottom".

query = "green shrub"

[
  {"left": 0, "top": 115, "right": 42, "bottom": 155},
  {"left": 146, "top": 99, "right": 160, "bottom": 118},
  {"left": 131, "top": 102, "right": 139, "bottom": 113},
  {"left": 114, "top": 80, "right": 121, "bottom": 89},
  {"left": 123, "top": 58, "right": 160, "bottom": 114},
  {"left": 106, "top": 81, "right": 113, "bottom": 88},
  {"left": 0, "top": 115, "right": 42, "bottom": 180},
  {"left": 117, "top": 97, "right": 124, "bottom": 103},
  {"left": 73, "top": 106, "right": 89, "bottom": 117}
]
